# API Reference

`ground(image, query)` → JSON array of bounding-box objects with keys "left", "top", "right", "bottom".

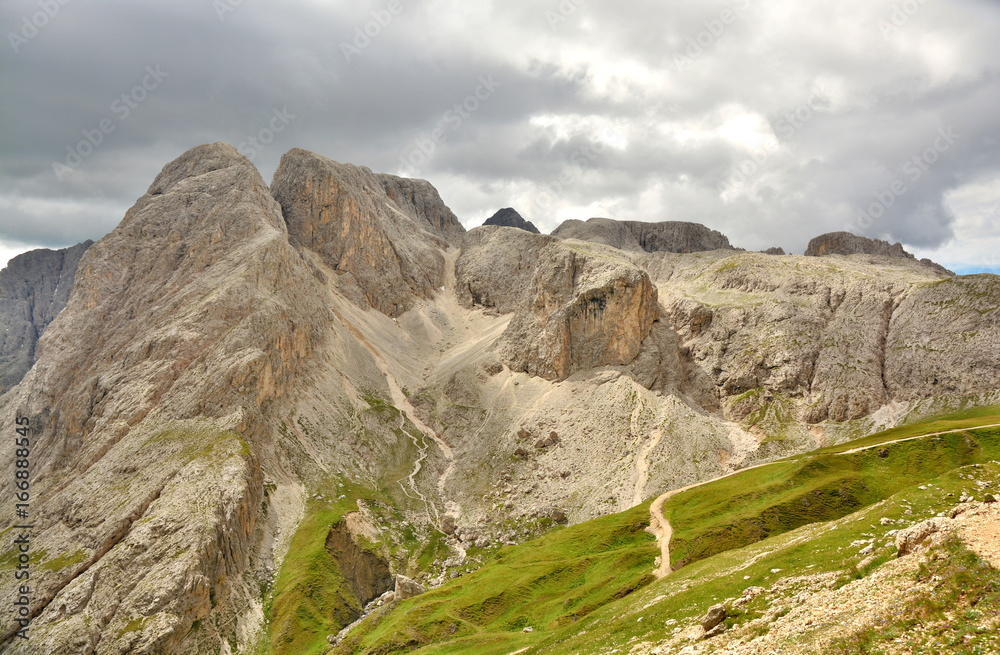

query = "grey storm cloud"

[{"left": 1, "top": 0, "right": 999, "bottom": 270}]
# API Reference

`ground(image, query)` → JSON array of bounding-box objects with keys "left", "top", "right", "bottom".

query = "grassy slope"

[
  {"left": 268, "top": 494, "right": 359, "bottom": 655},
  {"left": 665, "top": 427, "right": 997, "bottom": 568},
  {"left": 331, "top": 411, "right": 1000, "bottom": 655},
  {"left": 333, "top": 505, "right": 657, "bottom": 655},
  {"left": 537, "top": 458, "right": 1000, "bottom": 655}
]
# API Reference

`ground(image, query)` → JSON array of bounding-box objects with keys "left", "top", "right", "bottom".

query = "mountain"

[
  {"left": 1, "top": 143, "right": 998, "bottom": 654},
  {"left": 482, "top": 207, "right": 540, "bottom": 234},
  {"left": 551, "top": 217, "right": 735, "bottom": 253},
  {"left": 806, "top": 230, "right": 955, "bottom": 276},
  {"left": 0, "top": 241, "right": 92, "bottom": 393}
]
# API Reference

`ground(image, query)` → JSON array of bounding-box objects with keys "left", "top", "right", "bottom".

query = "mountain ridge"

[{"left": 0, "top": 143, "right": 997, "bottom": 654}]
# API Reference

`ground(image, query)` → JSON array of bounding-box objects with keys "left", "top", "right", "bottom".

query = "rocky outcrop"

[
  {"left": 895, "top": 517, "right": 953, "bottom": 556},
  {"left": 805, "top": 231, "right": 910, "bottom": 259},
  {"left": 499, "top": 243, "right": 660, "bottom": 380},
  {"left": 271, "top": 148, "right": 460, "bottom": 316},
  {"left": 456, "top": 226, "right": 554, "bottom": 312},
  {"left": 805, "top": 232, "right": 954, "bottom": 277},
  {"left": 326, "top": 520, "right": 393, "bottom": 612},
  {"left": 0, "top": 241, "right": 92, "bottom": 393},
  {"left": 393, "top": 575, "right": 427, "bottom": 600},
  {"left": 552, "top": 217, "right": 735, "bottom": 254},
  {"left": 482, "top": 207, "right": 540, "bottom": 234}
]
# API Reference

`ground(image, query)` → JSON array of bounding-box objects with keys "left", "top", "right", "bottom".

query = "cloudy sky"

[{"left": 2, "top": 0, "right": 999, "bottom": 273}]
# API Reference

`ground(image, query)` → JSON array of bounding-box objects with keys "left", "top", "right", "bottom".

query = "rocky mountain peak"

[
  {"left": 145, "top": 142, "right": 263, "bottom": 198},
  {"left": 552, "top": 217, "right": 735, "bottom": 254},
  {"left": 805, "top": 231, "right": 954, "bottom": 276},
  {"left": 805, "top": 231, "right": 910, "bottom": 258},
  {"left": 377, "top": 173, "right": 466, "bottom": 245},
  {"left": 482, "top": 207, "right": 540, "bottom": 234},
  {"left": 271, "top": 148, "right": 460, "bottom": 316}
]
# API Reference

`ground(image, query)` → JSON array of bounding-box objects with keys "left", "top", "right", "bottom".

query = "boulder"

[
  {"left": 895, "top": 517, "right": 953, "bottom": 556},
  {"left": 701, "top": 604, "right": 727, "bottom": 631},
  {"left": 394, "top": 575, "right": 427, "bottom": 600}
]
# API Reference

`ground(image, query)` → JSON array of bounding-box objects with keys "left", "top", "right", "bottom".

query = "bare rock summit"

[
  {"left": 805, "top": 231, "right": 954, "bottom": 276},
  {"left": 499, "top": 242, "right": 659, "bottom": 380},
  {"left": 271, "top": 148, "right": 464, "bottom": 316},
  {"left": 482, "top": 207, "right": 540, "bottom": 234},
  {"left": 552, "top": 217, "right": 735, "bottom": 254}
]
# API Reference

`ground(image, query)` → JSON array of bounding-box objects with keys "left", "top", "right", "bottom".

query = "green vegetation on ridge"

[
  {"left": 332, "top": 505, "right": 657, "bottom": 655},
  {"left": 665, "top": 427, "right": 998, "bottom": 568},
  {"left": 329, "top": 411, "right": 1000, "bottom": 655}
]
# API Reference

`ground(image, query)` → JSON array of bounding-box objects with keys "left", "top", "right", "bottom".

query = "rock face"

[
  {"left": 0, "top": 143, "right": 330, "bottom": 653},
  {"left": 805, "top": 231, "right": 910, "bottom": 258},
  {"left": 552, "top": 217, "right": 734, "bottom": 254},
  {"left": 456, "top": 226, "right": 554, "bottom": 312},
  {"left": 884, "top": 275, "right": 1000, "bottom": 403},
  {"left": 482, "top": 207, "right": 540, "bottom": 234},
  {"left": 805, "top": 231, "right": 954, "bottom": 276},
  {"left": 377, "top": 173, "right": 466, "bottom": 245},
  {"left": 326, "top": 520, "right": 393, "bottom": 613},
  {"left": 0, "top": 241, "right": 92, "bottom": 393},
  {"left": 499, "top": 243, "right": 660, "bottom": 380},
  {"left": 271, "top": 148, "right": 463, "bottom": 316}
]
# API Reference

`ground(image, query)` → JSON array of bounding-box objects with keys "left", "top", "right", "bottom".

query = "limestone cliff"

[
  {"left": 645, "top": 250, "right": 973, "bottom": 426},
  {"left": 456, "top": 226, "right": 554, "bottom": 312},
  {"left": 499, "top": 242, "right": 660, "bottom": 380},
  {"left": 0, "top": 241, "right": 92, "bottom": 393},
  {"left": 377, "top": 173, "right": 465, "bottom": 245},
  {"left": 885, "top": 275, "right": 1000, "bottom": 402},
  {"left": 271, "top": 148, "right": 462, "bottom": 316},
  {"left": 552, "top": 217, "right": 735, "bottom": 253}
]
